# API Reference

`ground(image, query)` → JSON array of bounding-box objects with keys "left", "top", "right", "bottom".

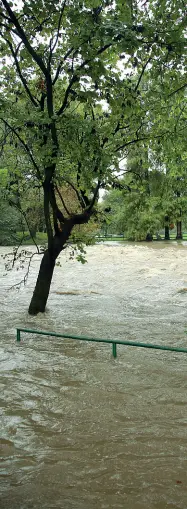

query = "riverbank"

[{"left": 2, "top": 231, "right": 187, "bottom": 246}]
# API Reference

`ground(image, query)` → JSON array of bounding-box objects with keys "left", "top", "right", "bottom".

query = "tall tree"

[{"left": 0, "top": 0, "right": 186, "bottom": 314}]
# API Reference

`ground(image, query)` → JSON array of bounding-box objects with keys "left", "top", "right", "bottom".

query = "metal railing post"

[
  {"left": 17, "top": 329, "right": 21, "bottom": 342},
  {"left": 112, "top": 343, "right": 117, "bottom": 358}
]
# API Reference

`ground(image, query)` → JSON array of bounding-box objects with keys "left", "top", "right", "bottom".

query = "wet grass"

[{"left": 2, "top": 231, "right": 187, "bottom": 247}]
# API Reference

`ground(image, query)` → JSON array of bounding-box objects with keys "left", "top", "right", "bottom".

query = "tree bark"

[
  {"left": 28, "top": 249, "right": 55, "bottom": 315},
  {"left": 165, "top": 225, "right": 170, "bottom": 240},
  {"left": 165, "top": 215, "right": 170, "bottom": 240},
  {"left": 28, "top": 218, "right": 77, "bottom": 315},
  {"left": 28, "top": 200, "right": 95, "bottom": 315},
  {"left": 176, "top": 219, "right": 182, "bottom": 240},
  {"left": 146, "top": 233, "right": 153, "bottom": 241}
]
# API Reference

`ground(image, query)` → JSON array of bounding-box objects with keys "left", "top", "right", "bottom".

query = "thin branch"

[
  {"left": 115, "top": 129, "right": 171, "bottom": 153},
  {"left": 49, "top": 1, "right": 66, "bottom": 60},
  {"left": 76, "top": 161, "right": 90, "bottom": 208},
  {"left": 2, "top": 0, "right": 48, "bottom": 77},
  {"left": 57, "top": 74, "right": 79, "bottom": 116},
  {"left": 87, "top": 180, "right": 101, "bottom": 212},
  {"left": 21, "top": 211, "right": 40, "bottom": 253},
  {"left": 52, "top": 47, "right": 74, "bottom": 85},
  {"left": 71, "top": 180, "right": 100, "bottom": 225},
  {"left": 8, "top": 251, "right": 42, "bottom": 290},
  {"left": 61, "top": 177, "right": 86, "bottom": 208},
  {"left": 0, "top": 20, "right": 19, "bottom": 35},
  {"left": 33, "top": 15, "right": 51, "bottom": 33},
  {"left": 8, "top": 198, "right": 40, "bottom": 253},
  {"left": 57, "top": 41, "right": 116, "bottom": 116},
  {"left": 168, "top": 83, "right": 187, "bottom": 97},
  {"left": 97, "top": 43, "right": 112, "bottom": 55},
  {"left": 111, "top": 179, "right": 132, "bottom": 192},
  {"left": 4, "top": 37, "right": 39, "bottom": 108},
  {"left": 0, "top": 118, "right": 42, "bottom": 180},
  {"left": 115, "top": 136, "right": 148, "bottom": 152},
  {"left": 55, "top": 185, "right": 70, "bottom": 216},
  {"left": 114, "top": 123, "right": 130, "bottom": 135},
  {"left": 0, "top": 11, "right": 11, "bottom": 22},
  {"left": 10, "top": 233, "right": 25, "bottom": 269},
  {"left": 134, "top": 56, "right": 152, "bottom": 92},
  {"left": 49, "top": 183, "right": 65, "bottom": 224}
]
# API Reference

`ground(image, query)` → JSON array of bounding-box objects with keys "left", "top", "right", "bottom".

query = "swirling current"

[{"left": 0, "top": 242, "right": 187, "bottom": 509}]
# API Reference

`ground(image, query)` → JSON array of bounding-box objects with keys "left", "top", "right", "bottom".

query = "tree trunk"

[
  {"left": 176, "top": 219, "right": 182, "bottom": 240},
  {"left": 30, "top": 226, "right": 37, "bottom": 238},
  {"left": 28, "top": 212, "right": 92, "bottom": 315},
  {"left": 28, "top": 249, "right": 55, "bottom": 315},
  {"left": 165, "top": 225, "right": 170, "bottom": 240},
  {"left": 28, "top": 218, "right": 75, "bottom": 315},
  {"left": 146, "top": 233, "right": 153, "bottom": 241},
  {"left": 165, "top": 215, "right": 170, "bottom": 240}
]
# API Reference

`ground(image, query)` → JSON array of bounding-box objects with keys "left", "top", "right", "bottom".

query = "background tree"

[
  {"left": 102, "top": 147, "right": 165, "bottom": 240},
  {"left": 102, "top": 129, "right": 187, "bottom": 242}
]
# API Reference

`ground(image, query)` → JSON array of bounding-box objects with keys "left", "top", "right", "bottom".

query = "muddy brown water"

[{"left": 1, "top": 242, "right": 187, "bottom": 509}]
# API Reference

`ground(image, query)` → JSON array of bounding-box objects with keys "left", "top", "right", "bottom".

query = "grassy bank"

[{"left": 2, "top": 231, "right": 187, "bottom": 247}]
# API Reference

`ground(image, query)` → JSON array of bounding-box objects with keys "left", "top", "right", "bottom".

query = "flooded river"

[{"left": 1, "top": 242, "right": 187, "bottom": 508}]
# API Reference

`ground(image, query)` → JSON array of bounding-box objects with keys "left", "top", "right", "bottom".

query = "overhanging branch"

[
  {"left": 8, "top": 198, "right": 40, "bottom": 252},
  {"left": 61, "top": 177, "right": 86, "bottom": 209},
  {"left": 87, "top": 180, "right": 101, "bottom": 212},
  {"left": 134, "top": 56, "right": 152, "bottom": 92},
  {"left": 57, "top": 41, "right": 116, "bottom": 116},
  {"left": 4, "top": 37, "right": 39, "bottom": 108},
  {"left": 55, "top": 185, "right": 70, "bottom": 216},
  {"left": 49, "top": 0, "right": 66, "bottom": 63},
  {"left": 0, "top": 118, "right": 42, "bottom": 180},
  {"left": 57, "top": 75, "right": 79, "bottom": 116},
  {"left": 52, "top": 47, "right": 74, "bottom": 86},
  {"left": 2, "top": 0, "right": 48, "bottom": 77},
  {"left": 169, "top": 83, "right": 187, "bottom": 97}
]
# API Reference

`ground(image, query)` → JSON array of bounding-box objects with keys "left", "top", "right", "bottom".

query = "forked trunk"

[
  {"left": 28, "top": 249, "right": 55, "bottom": 315},
  {"left": 28, "top": 212, "right": 92, "bottom": 315}
]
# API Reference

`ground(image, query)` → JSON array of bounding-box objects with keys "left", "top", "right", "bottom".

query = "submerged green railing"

[{"left": 16, "top": 328, "right": 187, "bottom": 359}]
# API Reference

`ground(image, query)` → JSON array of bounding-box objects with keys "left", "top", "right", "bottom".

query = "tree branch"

[
  {"left": 4, "top": 37, "right": 39, "bottom": 108},
  {"left": 134, "top": 56, "right": 151, "bottom": 92},
  {"left": 57, "top": 74, "right": 79, "bottom": 116},
  {"left": 0, "top": 118, "right": 42, "bottom": 180},
  {"left": 2, "top": 0, "right": 48, "bottom": 77},
  {"left": 168, "top": 83, "right": 187, "bottom": 97},
  {"left": 61, "top": 177, "right": 86, "bottom": 209},
  {"left": 49, "top": 183, "right": 65, "bottom": 223},
  {"left": 52, "top": 47, "right": 74, "bottom": 86},
  {"left": 56, "top": 40, "right": 116, "bottom": 116},
  {"left": 8, "top": 198, "right": 40, "bottom": 252},
  {"left": 43, "top": 184, "right": 53, "bottom": 246},
  {"left": 76, "top": 161, "right": 90, "bottom": 208},
  {"left": 115, "top": 136, "right": 148, "bottom": 152},
  {"left": 87, "top": 180, "right": 101, "bottom": 212},
  {"left": 55, "top": 185, "right": 70, "bottom": 216},
  {"left": 7, "top": 251, "right": 41, "bottom": 290},
  {"left": 48, "top": 0, "right": 66, "bottom": 67}
]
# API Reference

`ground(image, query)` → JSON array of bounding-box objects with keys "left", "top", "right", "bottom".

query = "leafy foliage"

[{"left": 102, "top": 142, "right": 187, "bottom": 241}]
